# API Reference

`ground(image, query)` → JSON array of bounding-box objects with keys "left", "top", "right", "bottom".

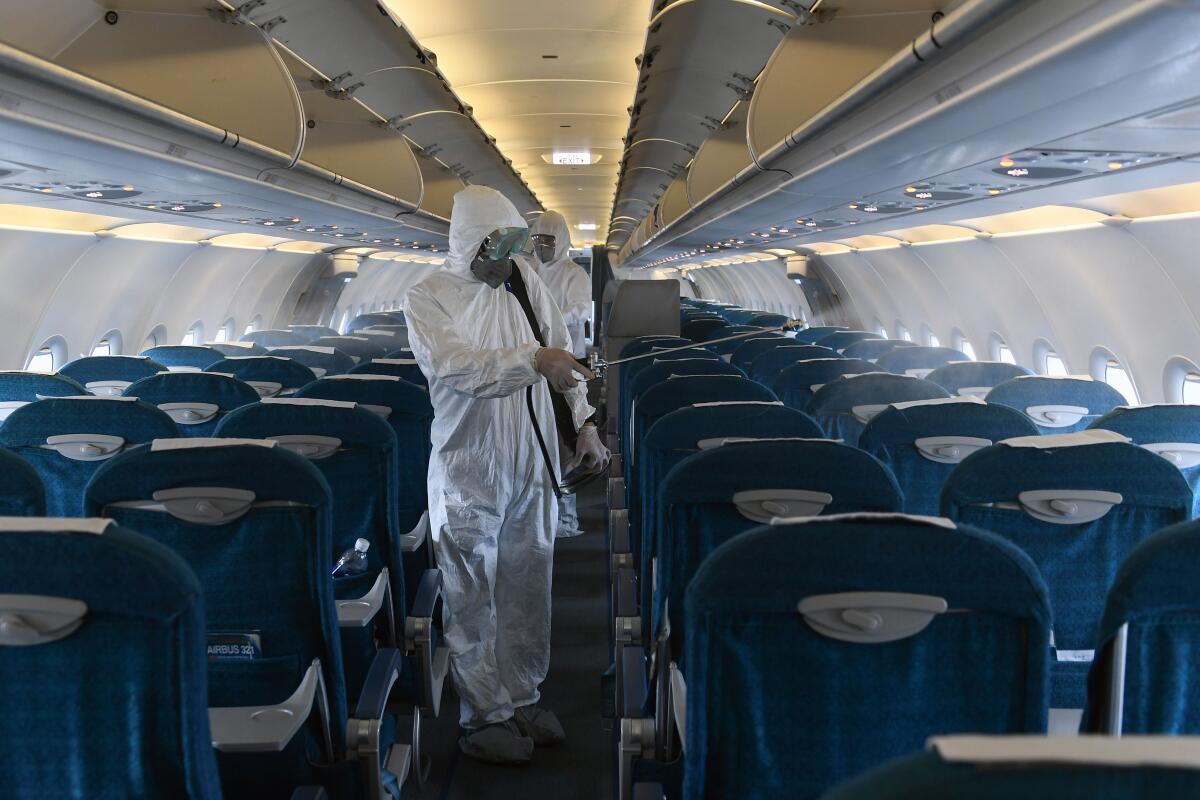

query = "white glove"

[
  {"left": 570, "top": 424, "right": 610, "bottom": 474},
  {"left": 535, "top": 347, "right": 593, "bottom": 392}
]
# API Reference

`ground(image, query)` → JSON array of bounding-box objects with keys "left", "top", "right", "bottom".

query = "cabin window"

[
  {"left": 1044, "top": 353, "right": 1068, "bottom": 376},
  {"left": 1034, "top": 339, "right": 1067, "bottom": 375},
  {"left": 26, "top": 347, "right": 55, "bottom": 373},
  {"left": 922, "top": 325, "right": 940, "bottom": 347},
  {"left": 91, "top": 330, "right": 122, "bottom": 356},
  {"left": 1103, "top": 360, "right": 1138, "bottom": 404},
  {"left": 214, "top": 319, "right": 234, "bottom": 343},
  {"left": 142, "top": 325, "right": 166, "bottom": 352},
  {"left": 243, "top": 316, "right": 261, "bottom": 336},
  {"left": 873, "top": 319, "right": 887, "bottom": 337},
  {"left": 1184, "top": 374, "right": 1200, "bottom": 405},
  {"left": 338, "top": 308, "right": 352, "bottom": 334},
  {"left": 181, "top": 322, "right": 203, "bottom": 346},
  {"left": 896, "top": 322, "right": 911, "bottom": 342},
  {"left": 952, "top": 329, "right": 976, "bottom": 360},
  {"left": 991, "top": 333, "right": 1016, "bottom": 364}
]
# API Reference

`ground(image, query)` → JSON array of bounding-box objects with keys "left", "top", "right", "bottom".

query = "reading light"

[
  {"left": 999, "top": 158, "right": 1014, "bottom": 168},
  {"left": 1107, "top": 161, "right": 1124, "bottom": 170}
]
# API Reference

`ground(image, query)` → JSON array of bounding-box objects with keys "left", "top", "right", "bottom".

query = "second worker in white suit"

[
  {"left": 528, "top": 209, "right": 594, "bottom": 538},
  {"left": 405, "top": 186, "right": 610, "bottom": 765}
]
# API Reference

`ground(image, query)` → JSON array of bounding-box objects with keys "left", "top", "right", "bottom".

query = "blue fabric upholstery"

[
  {"left": 85, "top": 441, "right": 348, "bottom": 794},
  {"left": 791, "top": 326, "right": 847, "bottom": 345},
  {"left": 122, "top": 373, "right": 260, "bottom": 438},
  {"left": 943, "top": 439, "right": 1192, "bottom": 706},
  {"left": 309, "top": 336, "right": 388, "bottom": 364},
  {"left": 824, "top": 739, "right": 1200, "bottom": 799},
  {"left": 1085, "top": 519, "right": 1200, "bottom": 734},
  {"left": 747, "top": 312, "right": 789, "bottom": 327},
  {"left": 876, "top": 346, "right": 972, "bottom": 376},
  {"left": 703, "top": 327, "right": 764, "bottom": 356},
  {"left": 841, "top": 339, "right": 918, "bottom": 360},
  {"left": 351, "top": 329, "right": 409, "bottom": 353},
  {"left": 349, "top": 358, "right": 428, "bottom": 388},
  {"left": 207, "top": 342, "right": 269, "bottom": 358},
  {"left": 1090, "top": 404, "right": 1200, "bottom": 517},
  {"left": 808, "top": 373, "right": 950, "bottom": 446},
  {"left": 58, "top": 355, "right": 166, "bottom": 393},
  {"left": 654, "top": 440, "right": 903, "bottom": 654},
  {"left": 240, "top": 329, "right": 309, "bottom": 348},
  {"left": 269, "top": 346, "right": 357, "bottom": 377},
  {"left": 0, "top": 446, "right": 45, "bottom": 515},
  {"left": 745, "top": 345, "right": 837, "bottom": 385},
  {"left": 0, "top": 520, "right": 221, "bottom": 799},
  {"left": 771, "top": 358, "right": 883, "bottom": 413},
  {"left": 683, "top": 515, "right": 1051, "bottom": 800},
  {"left": 987, "top": 376, "right": 1125, "bottom": 433},
  {"left": 0, "top": 371, "right": 87, "bottom": 402},
  {"left": 207, "top": 357, "right": 317, "bottom": 396},
  {"left": 346, "top": 312, "right": 405, "bottom": 332},
  {"left": 141, "top": 345, "right": 225, "bottom": 371},
  {"left": 0, "top": 398, "right": 179, "bottom": 516},
  {"left": 682, "top": 318, "right": 727, "bottom": 342},
  {"left": 859, "top": 401, "right": 1039, "bottom": 515},
  {"left": 728, "top": 335, "right": 790, "bottom": 371},
  {"left": 619, "top": 336, "right": 691, "bottom": 360},
  {"left": 620, "top": 350, "right": 721, "bottom": 434},
  {"left": 287, "top": 325, "right": 340, "bottom": 342},
  {"left": 624, "top": 359, "right": 743, "bottom": 439},
  {"left": 815, "top": 330, "right": 883, "bottom": 352},
  {"left": 294, "top": 377, "right": 433, "bottom": 533},
  {"left": 926, "top": 361, "right": 1032, "bottom": 396}
]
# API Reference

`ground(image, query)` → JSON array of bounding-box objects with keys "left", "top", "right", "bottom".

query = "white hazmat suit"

[{"left": 405, "top": 186, "right": 593, "bottom": 731}]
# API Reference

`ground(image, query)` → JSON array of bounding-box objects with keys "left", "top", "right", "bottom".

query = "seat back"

[
  {"left": 1090, "top": 404, "right": 1200, "bottom": 517},
  {"left": 0, "top": 447, "right": 45, "bottom": 516},
  {"left": 1086, "top": 519, "right": 1200, "bottom": 734},
  {"left": 0, "top": 518, "right": 221, "bottom": 799},
  {"left": 140, "top": 345, "right": 225, "bottom": 372},
  {"left": 352, "top": 328, "right": 409, "bottom": 353},
  {"left": 859, "top": 398, "right": 1040, "bottom": 516},
  {"left": 772, "top": 358, "right": 882, "bottom": 413},
  {"left": 728, "top": 335, "right": 791, "bottom": 371},
  {"left": 85, "top": 440, "right": 347, "bottom": 775},
  {"left": 625, "top": 358, "right": 743, "bottom": 436},
  {"left": 294, "top": 376, "right": 433, "bottom": 532},
  {"left": 58, "top": 355, "right": 166, "bottom": 396},
  {"left": 655, "top": 440, "right": 903, "bottom": 650},
  {"left": 123, "top": 372, "right": 260, "bottom": 437},
  {"left": 745, "top": 345, "right": 836, "bottom": 385},
  {"left": 808, "top": 373, "right": 950, "bottom": 446},
  {"left": 790, "top": 325, "right": 846, "bottom": 344},
  {"left": 841, "top": 339, "right": 918, "bottom": 360},
  {"left": 287, "top": 324, "right": 340, "bottom": 342},
  {"left": 925, "top": 361, "right": 1032, "bottom": 398},
  {"left": 824, "top": 736, "right": 1200, "bottom": 800},
  {"left": 310, "top": 336, "right": 388, "bottom": 364},
  {"left": 942, "top": 430, "right": 1192, "bottom": 707},
  {"left": 620, "top": 349, "right": 721, "bottom": 431},
  {"left": 346, "top": 312, "right": 404, "bottom": 332},
  {"left": 987, "top": 376, "right": 1125, "bottom": 434},
  {"left": 269, "top": 345, "right": 356, "bottom": 377},
  {"left": 206, "top": 341, "right": 269, "bottom": 357},
  {"left": 681, "top": 318, "right": 727, "bottom": 342},
  {"left": 876, "top": 346, "right": 972, "bottom": 378},
  {"left": 0, "top": 372, "right": 88, "bottom": 423},
  {"left": 702, "top": 326, "right": 763, "bottom": 357},
  {"left": 0, "top": 397, "right": 179, "bottom": 516},
  {"left": 816, "top": 330, "right": 883, "bottom": 352},
  {"left": 207, "top": 356, "right": 317, "bottom": 398},
  {"left": 350, "top": 357, "right": 428, "bottom": 388},
  {"left": 684, "top": 515, "right": 1050, "bottom": 800},
  {"left": 241, "top": 329, "right": 309, "bottom": 348}
]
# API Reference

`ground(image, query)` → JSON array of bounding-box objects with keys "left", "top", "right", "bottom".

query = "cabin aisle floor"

[{"left": 417, "top": 481, "right": 612, "bottom": 799}]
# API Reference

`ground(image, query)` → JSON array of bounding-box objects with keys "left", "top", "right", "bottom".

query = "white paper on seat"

[
  {"left": 54, "top": 395, "right": 137, "bottom": 402},
  {"left": 371, "top": 359, "right": 418, "bottom": 366},
  {"left": 930, "top": 735, "right": 1200, "bottom": 768},
  {"left": 698, "top": 436, "right": 836, "bottom": 450},
  {"left": 1002, "top": 430, "right": 1130, "bottom": 449},
  {"left": 957, "top": 387, "right": 993, "bottom": 399},
  {"left": 272, "top": 346, "right": 336, "bottom": 355},
  {"left": 1012, "top": 374, "right": 1095, "bottom": 382},
  {"left": 224, "top": 355, "right": 288, "bottom": 361},
  {"left": 690, "top": 401, "right": 783, "bottom": 408},
  {"left": 851, "top": 404, "right": 888, "bottom": 424},
  {"left": 891, "top": 396, "right": 986, "bottom": 411},
  {"left": 905, "top": 368, "right": 936, "bottom": 379},
  {"left": 0, "top": 518, "right": 111, "bottom": 534},
  {"left": 339, "top": 336, "right": 370, "bottom": 342},
  {"left": 770, "top": 511, "right": 956, "bottom": 529},
  {"left": 165, "top": 366, "right": 203, "bottom": 373},
  {"left": 261, "top": 397, "right": 356, "bottom": 409},
  {"left": 326, "top": 374, "right": 400, "bottom": 382},
  {"left": 151, "top": 437, "right": 277, "bottom": 451},
  {"left": 212, "top": 342, "right": 256, "bottom": 349}
]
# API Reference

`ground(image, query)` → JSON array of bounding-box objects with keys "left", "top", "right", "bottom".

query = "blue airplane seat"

[
  {"left": 790, "top": 325, "right": 847, "bottom": 345},
  {"left": 288, "top": 324, "right": 340, "bottom": 342},
  {"left": 207, "top": 356, "right": 318, "bottom": 398},
  {"left": 310, "top": 336, "right": 389, "bottom": 364},
  {"left": 58, "top": 355, "right": 166, "bottom": 396},
  {"left": 987, "top": 376, "right": 1126, "bottom": 434},
  {"left": 352, "top": 329, "right": 409, "bottom": 353},
  {"left": 942, "top": 430, "right": 1192, "bottom": 708},
  {"left": 772, "top": 358, "right": 882, "bottom": 413},
  {"left": 1090, "top": 404, "right": 1200, "bottom": 518},
  {"left": 0, "top": 447, "right": 45, "bottom": 516},
  {"left": 728, "top": 335, "right": 791, "bottom": 372},
  {"left": 823, "top": 736, "right": 1200, "bottom": 799},
  {"left": 876, "top": 346, "right": 973, "bottom": 378},
  {"left": 841, "top": 338, "right": 919, "bottom": 360},
  {"left": 623, "top": 358, "right": 744, "bottom": 445},
  {"left": 346, "top": 312, "right": 405, "bottom": 332},
  {"left": 0, "top": 397, "right": 179, "bottom": 516},
  {"left": 816, "top": 330, "right": 883, "bottom": 352},
  {"left": 925, "top": 360, "right": 1032, "bottom": 398},
  {"left": 207, "top": 341, "right": 270, "bottom": 358},
  {"left": 681, "top": 318, "right": 727, "bottom": 343},
  {"left": 859, "top": 398, "right": 1040, "bottom": 516},
  {"left": 122, "top": 372, "right": 260, "bottom": 438},
  {"left": 141, "top": 345, "right": 225, "bottom": 371},
  {"left": 269, "top": 345, "right": 357, "bottom": 377},
  {"left": 0, "top": 371, "right": 89, "bottom": 424},
  {"left": 349, "top": 357, "right": 428, "bottom": 388},
  {"left": 745, "top": 345, "right": 837, "bottom": 385},
  {"left": 807, "top": 373, "right": 950, "bottom": 446},
  {"left": 677, "top": 515, "right": 1050, "bottom": 800},
  {"left": 240, "top": 328, "right": 310, "bottom": 348},
  {"left": 0, "top": 517, "right": 222, "bottom": 799}
]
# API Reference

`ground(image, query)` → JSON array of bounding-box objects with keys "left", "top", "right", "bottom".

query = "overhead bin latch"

[
  {"left": 377, "top": 115, "right": 412, "bottom": 133},
  {"left": 314, "top": 72, "right": 365, "bottom": 101},
  {"left": 209, "top": 0, "right": 265, "bottom": 26}
]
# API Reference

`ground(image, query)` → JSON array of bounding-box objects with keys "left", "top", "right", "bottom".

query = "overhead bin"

[
  {"left": 686, "top": 101, "right": 751, "bottom": 209},
  {"left": 415, "top": 156, "right": 467, "bottom": 222},
  {"left": 659, "top": 174, "right": 689, "bottom": 229}
]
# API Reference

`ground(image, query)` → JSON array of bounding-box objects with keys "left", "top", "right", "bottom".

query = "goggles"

[{"left": 478, "top": 227, "right": 529, "bottom": 261}]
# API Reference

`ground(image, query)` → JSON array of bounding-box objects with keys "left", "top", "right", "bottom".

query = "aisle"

[{"left": 418, "top": 482, "right": 613, "bottom": 799}]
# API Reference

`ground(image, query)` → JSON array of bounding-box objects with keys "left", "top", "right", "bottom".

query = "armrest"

[
  {"left": 632, "top": 784, "right": 665, "bottom": 800},
  {"left": 352, "top": 647, "right": 402, "bottom": 721},
  {"left": 620, "top": 643, "right": 647, "bottom": 718},
  {"left": 290, "top": 788, "right": 329, "bottom": 800},
  {"left": 669, "top": 662, "right": 687, "bottom": 756},
  {"left": 336, "top": 568, "right": 392, "bottom": 634},
  {"left": 399, "top": 511, "right": 429, "bottom": 554},
  {"left": 346, "top": 648, "right": 412, "bottom": 800},
  {"left": 210, "top": 659, "right": 333, "bottom": 759},
  {"left": 405, "top": 568, "right": 449, "bottom": 717}
]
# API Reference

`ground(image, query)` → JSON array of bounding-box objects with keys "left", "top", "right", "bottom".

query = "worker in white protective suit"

[
  {"left": 405, "top": 186, "right": 610, "bottom": 765},
  {"left": 528, "top": 210, "right": 594, "bottom": 539}
]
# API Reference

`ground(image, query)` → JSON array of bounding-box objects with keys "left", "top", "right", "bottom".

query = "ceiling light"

[
  {"left": 212, "top": 202, "right": 222, "bottom": 208},
  {"left": 1107, "top": 161, "right": 1124, "bottom": 170},
  {"left": 39, "top": 187, "right": 53, "bottom": 193},
  {"left": 1006, "top": 168, "right": 1029, "bottom": 177},
  {"left": 863, "top": 205, "right": 878, "bottom": 212},
  {"left": 305, "top": 227, "right": 316, "bottom": 232},
  {"left": 999, "top": 158, "right": 1015, "bottom": 167},
  {"left": 905, "top": 186, "right": 917, "bottom": 193},
  {"left": 987, "top": 188, "right": 1002, "bottom": 195},
  {"left": 577, "top": 223, "right": 598, "bottom": 230},
  {"left": 263, "top": 221, "right": 275, "bottom": 226},
  {"left": 805, "top": 221, "right": 816, "bottom": 227},
  {"left": 291, "top": 218, "right": 300, "bottom": 223},
  {"left": 85, "top": 191, "right": 103, "bottom": 198},
  {"left": 170, "top": 205, "right": 185, "bottom": 211},
  {"left": 914, "top": 206, "right": 925, "bottom": 211},
  {"left": 122, "top": 185, "right": 135, "bottom": 192},
  {"left": 848, "top": 204, "right": 858, "bottom": 209}
]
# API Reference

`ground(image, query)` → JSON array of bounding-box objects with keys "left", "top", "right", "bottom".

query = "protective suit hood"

[
  {"left": 446, "top": 186, "right": 528, "bottom": 278},
  {"left": 530, "top": 210, "right": 572, "bottom": 265}
]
